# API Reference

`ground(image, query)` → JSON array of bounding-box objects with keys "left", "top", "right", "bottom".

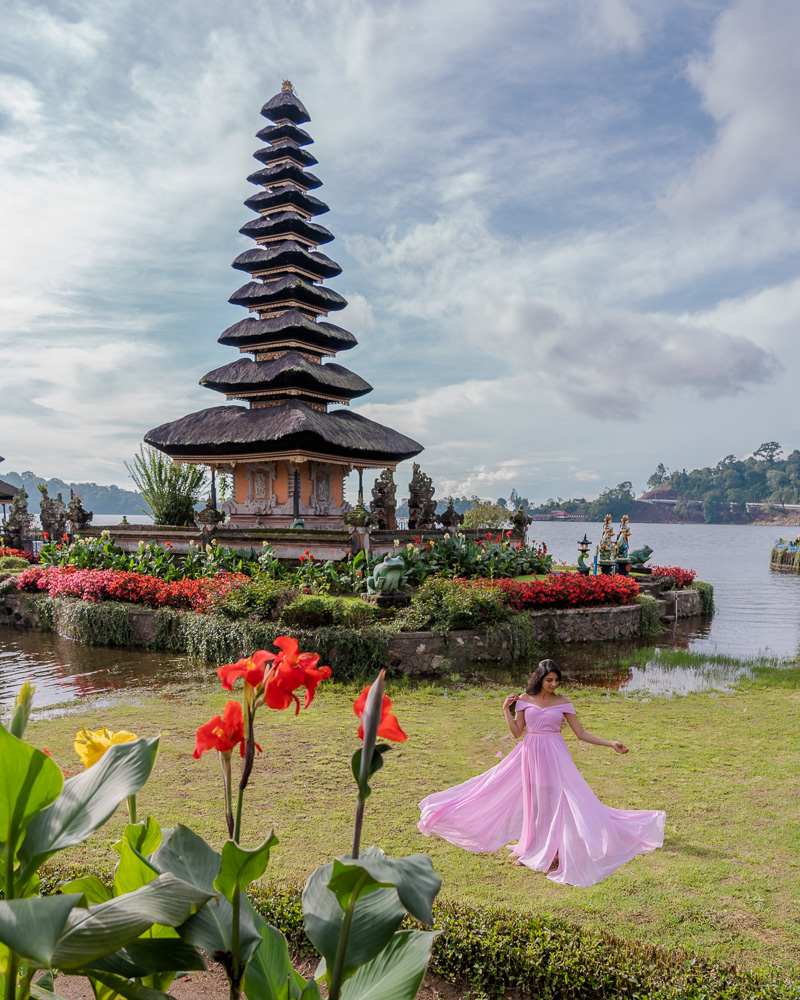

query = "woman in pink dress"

[{"left": 418, "top": 659, "right": 665, "bottom": 887}]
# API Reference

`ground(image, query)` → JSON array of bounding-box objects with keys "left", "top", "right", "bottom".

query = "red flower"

[
  {"left": 218, "top": 649, "right": 276, "bottom": 691},
  {"left": 353, "top": 686, "right": 407, "bottom": 742},
  {"left": 193, "top": 700, "right": 247, "bottom": 758},
  {"left": 62, "top": 533, "right": 70, "bottom": 542},
  {"left": 43, "top": 533, "right": 50, "bottom": 540},
  {"left": 264, "top": 636, "right": 331, "bottom": 714}
]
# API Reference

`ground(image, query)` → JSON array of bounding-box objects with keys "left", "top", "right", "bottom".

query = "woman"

[{"left": 418, "top": 659, "right": 665, "bottom": 887}]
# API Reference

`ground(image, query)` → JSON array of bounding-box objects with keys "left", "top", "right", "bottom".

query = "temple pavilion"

[{"left": 145, "top": 83, "right": 422, "bottom": 528}]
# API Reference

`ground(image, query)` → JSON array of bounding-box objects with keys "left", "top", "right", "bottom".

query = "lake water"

[{"left": 0, "top": 523, "right": 796, "bottom": 707}]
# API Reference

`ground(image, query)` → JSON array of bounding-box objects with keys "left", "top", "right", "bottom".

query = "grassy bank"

[{"left": 24, "top": 662, "right": 800, "bottom": 977}]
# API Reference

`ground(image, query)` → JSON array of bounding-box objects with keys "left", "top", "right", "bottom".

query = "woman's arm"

[
  {"left": 565, "top": 712, "right": 628, "bottom": 754},
  {"left": 502, "top": 692, "right": 526, "bottom": 739}
]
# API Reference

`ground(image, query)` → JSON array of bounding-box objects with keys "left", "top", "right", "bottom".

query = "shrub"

[
  {"left": 636, "top": 593, "right": 662, "bottom": 635},
  {"left": 280, "top": 594, "right": 382, "bottom": 629},
  {"left": 401, "top": 578, "right": 512, "bottom": 632},
  {"left": 0, "top": 546, "right": 36, "bottom": 563},
  {"left": 0, "top": 556, "right": 30, "bottom": 571},
  {"left": 216, "top": 575, "right": 298, "bottom": 621},
  {"left": 496, "top": 573, "right": 639, "bottom": 610},
  {"left": 691, "top": 580, "right": 715, "bottom": 615},
  {"left": 125, "top": 445, "right": 207, "bottom": 525}
]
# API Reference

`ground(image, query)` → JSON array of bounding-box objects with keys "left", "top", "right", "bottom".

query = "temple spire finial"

[{"left": 281, "top": 79, "right": 294, "bottom": 92}]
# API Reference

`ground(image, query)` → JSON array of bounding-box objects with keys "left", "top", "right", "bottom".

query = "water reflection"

[{"left": 0, "top": 629, "right": 202, "bottom": 710}]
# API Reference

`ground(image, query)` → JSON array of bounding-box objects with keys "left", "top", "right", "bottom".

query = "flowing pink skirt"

[{"left": 418, "top": 733, "right": 665, "bottom": 887}]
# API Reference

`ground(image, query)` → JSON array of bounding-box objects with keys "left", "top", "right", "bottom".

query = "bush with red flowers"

[
  {"left": 493, "top": 572, "right": 639, "bottom": 610},
  {"left": 647, "top": 565, "right": 697, "bottom": 589},
  {"left": 0, "top": 546, "right": 36, "bottom": 563},
  {"left": 14, "top": 564, "right": 244, "bottom": 611}
]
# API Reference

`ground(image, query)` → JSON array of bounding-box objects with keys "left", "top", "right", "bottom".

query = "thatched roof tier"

[
  {"left": 218, "top": 311, "right": 357, "bottom": 354},
  {"left": 256, "top": 122, "right": 313, "bottom": 146},
  {"left": 244, "top": 186, "right": 328, "bottom": 218},
  {"left": 0, "top": 479, "right": 16, "bottom": 503},
  {"left": 246, "top": 163, "right": 322, "bottom": 190},
  {"left": 261, "top": 90, "right": 310, "bottom": 125},
  {"left": 239, "top": 212, "right": 334, "bottom": 247},
  {"left": 146, "top": 400, "right": 423, "bottom": 466},
  {"left": 232, "top": 244, "right": 341, "bottom": 281},
  {"left": 229, "top": 277, "right": 347, "bottom": 314},
  {"left": 200, "top": 353, "right": 372, "bottom": 401},
  {"left": 253, "top": 143, "right": 318, "bottom": 168}
]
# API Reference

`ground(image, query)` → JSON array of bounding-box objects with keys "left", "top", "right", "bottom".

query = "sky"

[{"left": 1, "top": 0, "right": 799, "bottom": 505}]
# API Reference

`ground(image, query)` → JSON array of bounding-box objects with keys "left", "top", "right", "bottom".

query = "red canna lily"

[
  {"left": 353, "top": 686, "right": 407, "bottom": 742},
  {"left": 264, "top": 636, "right": 331, "bottom": 714},
  {"left": 193, "top": 700, "right": 250, "bottom": 758},
  {"left": 218, "top": 649, "right": 276, "bottom": 691}
]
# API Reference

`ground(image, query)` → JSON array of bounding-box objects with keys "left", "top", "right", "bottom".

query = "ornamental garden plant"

[{"left": 0, "top": 641, "right": 441, "bottom": 1000}]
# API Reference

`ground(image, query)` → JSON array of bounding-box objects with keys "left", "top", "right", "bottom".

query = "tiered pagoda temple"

[{"left": 145, "top": 83, "right": 422, "bottom": 528}]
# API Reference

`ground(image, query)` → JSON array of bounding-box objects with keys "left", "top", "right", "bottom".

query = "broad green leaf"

[
  {"left": 302, "top": 862, "right": 405, "bottom": 981},
  {"left": 150, "top": 824, "right": 220, "bottom": 892},
  {"left": 112, "top": 838, "right": 159, "bottom": 896},
  {"left": 30, "top": 979, "right": 72, "bottom": 1000},
  {"left": 51, "top": 873, "right": 212, "bottom": 969},
  {"left": 0, "top": 725, "right": 63, "bottom": 857},
  {"left": 18, "top": 737, "right": 159, "bottom": 883},
  {"left": 331, "top": 851, "right": 441, "bottom": 926},
  {"left": 0, "top": 895, "right": 84, "bottom": 966},
  {"left": 340, "top": 930, "right": 436, "bottom": 1000},
  {"left": 85, "top": 939, "right": 205, "bottom": 978},
  {"left": 122, "top": 817, "right": 162, "bottom": 856},
  {"left": 86, "top": 971, "right": 171, "bottom": 1000},
  {"left": 327, "top": 860, "right": 391, "bottom": 911},
  {"left": 59, "top": 875, "right": 111, "bottom": 905},
  {"left": 241, "top": 912, "right": 297, "bottom": 1000},
  {"left": 177, "top": 892, "right": 263, "bottom": 973},
  {"left": 299, "top": 979, "right": 323, "bottom": 999},
  {"left": 214, "top": 831, "right": 279, "bottom": 902},
  {"left": 349, "top": 746, "right": 389, "bottom": 798}
]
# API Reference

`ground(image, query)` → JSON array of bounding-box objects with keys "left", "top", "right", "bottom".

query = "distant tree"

[
  {"left": 587, "top": 482, "right": 636, "bottom": 521},
  {"left": 754, "top": 441, "right": 782, "bottom": 463},
  {"left": 646, "top": 463, "right": 669, "bottom": 489},
  {"left": 495, "top": 497, "right": 508, "bottom": 510},
  {"left": 462, "top": 501, "right": 511, "bottom": 530}
]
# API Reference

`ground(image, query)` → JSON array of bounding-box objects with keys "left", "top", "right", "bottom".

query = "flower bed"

[
  {"left": 0, "top": 546, "right": 36, "bottom": 563},
  {"left": 493, "top": 573, "right": 639, "bottom": 610},
  {"left": 648, "top": 564, "right": 697, "bottom": 589},
  {"left": 15, "top": 565, "right": 245, "bottom": 611}
]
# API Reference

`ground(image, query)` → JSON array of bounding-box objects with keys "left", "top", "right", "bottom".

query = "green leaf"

[
  {"left": 18, "top": 737, "right": 159, "bottom": 883},
  {"left": 302, "top": 861, "right": 405, "bottom": 980},
  {"left": 331, "top": 851, "right": 441, "bottom": 926},
  {"left": 85, "top": 971, "right": 172, "bottom": 1000},
  {"left": 59, "top": 875, "right": 112, "bottom": 905},
  {"left": 0, "top": 725, "right": 63, "bottom": 859},
  {"left": 150, "top": 824, "right": 220, "bottom": 892},
  {"left": 349, "top": 746, "right": 390, "bottom": 799},
  {"left": 241, "top": 912, "right": 297, "bottom": 1000},
  {"left": 214, "top": 831, "right": 279, "bottom": 902},
  {"left": 9, "top": 681, "right": 35, "bottom": 740},
  {"left": 30, "top": 978, "right": 72, "bottom": 1000},
  {"left": 85, "top": 939, "right": 205, "bottom": 978},
  {"left": 339, "top": 930, "right": 435, "bottom": 1000},
  {"left": 51, "top": 873, "right": 212, "bottom": 969},
  {"left": 327, "top": 860, "right": 391, "bottom": 911},
  {"left": 177, "top": 893, "right": 263, "bottom": 974},
  {"left": 122, "top": 817, "right": 162, "bottom": 856},
  {"left": 299, "top": 979, "right": 323, "bottom": 999},
  {"left": 0, "top": 894, "right": 84, "bottom": 966},
  {"left": 112, "top": 838, "right": 159, "bottom": 896}
]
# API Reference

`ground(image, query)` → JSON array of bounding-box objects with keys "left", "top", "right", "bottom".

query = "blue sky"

[{"left": 2, "top": 0, "right": 799, "bottom": 503}]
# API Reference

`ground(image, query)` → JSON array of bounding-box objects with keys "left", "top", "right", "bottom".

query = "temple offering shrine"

[{"left": 146, "top": 83, "right": 422, "bottom": 528}]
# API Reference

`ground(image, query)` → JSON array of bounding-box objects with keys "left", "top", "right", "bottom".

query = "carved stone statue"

[
  {"left": 3, "top": 489, "right": 32, "bottom": 551},
  {"left": 629, "top": 544, "right": 653, "bottom": 566},
  {"left": 67, "top": 489, "right": 93, "bottom": 535},
  {"left": 437, "top": 498, "right": 464, "bottom": 533},
  {"left": 598, "top": 514, "right": 615, "bottom": 571},
  {"left": 366, "top": 554, "right": 405, "bottom": 594},
  {"left": 510, "top": 504, "right": 532, "bottom": 540},
  {"left": 408, "top": 463, "right": 436, "bottom": 531},
  {"left": 370, "top": 469, "right": 397, "bottom": 531},
  {"left": 614, "top": 514, "right": 631, "bottom": 560},
  {"left": 38, "top": 484, "right": 68, "bottom": 543}
]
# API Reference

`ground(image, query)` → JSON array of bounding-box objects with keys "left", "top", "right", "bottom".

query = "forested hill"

[{"left": 1, "top": 470, "right": 144, "bottom": 515}]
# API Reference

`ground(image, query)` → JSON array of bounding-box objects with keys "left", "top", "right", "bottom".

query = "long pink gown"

[{"left": 418, "top": 700, "right": 665, "bottom": 887}]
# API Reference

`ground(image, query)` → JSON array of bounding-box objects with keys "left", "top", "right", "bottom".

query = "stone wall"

[{"left": 525, "top": 604, "right": 641, "bottom": 643}]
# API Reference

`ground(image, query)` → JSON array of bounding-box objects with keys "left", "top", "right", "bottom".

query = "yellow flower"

[{"left": 74, "top": 726, "right": 137, "bottom": 769}]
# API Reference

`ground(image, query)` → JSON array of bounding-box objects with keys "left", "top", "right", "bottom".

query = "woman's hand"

[
  {"left": 503, "top": 693, "right": 519, "bottom": 712},
  {"left": 611, "top": 741, "right": 629, "bottom": 754}
]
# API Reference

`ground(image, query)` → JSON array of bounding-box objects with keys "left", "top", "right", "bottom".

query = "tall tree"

[
  {"left": 754, "top": 441, "right": 782, "bottom": 463},
  {"left": 646, "top": 463, "right": 669, "bottom": 488}
]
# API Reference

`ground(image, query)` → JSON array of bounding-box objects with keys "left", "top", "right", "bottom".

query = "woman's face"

[{"left": 541, "top": 672, "right": 560, "bottom": 694}]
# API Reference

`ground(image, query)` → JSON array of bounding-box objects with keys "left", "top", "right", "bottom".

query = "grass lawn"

[{"left": 26, "top": 663, "right": 800, "bottom": 977}]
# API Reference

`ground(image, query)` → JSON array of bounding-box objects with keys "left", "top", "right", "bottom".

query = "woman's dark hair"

[{"left": 526, "top": 659, "right": 562, "bottom": 695}]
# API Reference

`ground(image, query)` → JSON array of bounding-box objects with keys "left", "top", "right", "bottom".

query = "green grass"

[{"left": 26, "top": 666, "right": 800, "bottom": 976}]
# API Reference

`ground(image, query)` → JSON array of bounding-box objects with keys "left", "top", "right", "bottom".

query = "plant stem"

[
  {"left": 351, "top": 795, "right": 365, "bottom": 860},
  {"left": 233, "top": 787, "right": 245, "bottom": 844},
  {"left": 4, "top": 841, "right": 17, "bottom": 1000},
  {"left": 230, "top": 883, "right": 241, "bottom": 1000},
  {"left": 126, "top": 794, "right": 137, "bottom": 825},
  {"left": 328, "top": 872, "right": 370, "bottom": 1000}
]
